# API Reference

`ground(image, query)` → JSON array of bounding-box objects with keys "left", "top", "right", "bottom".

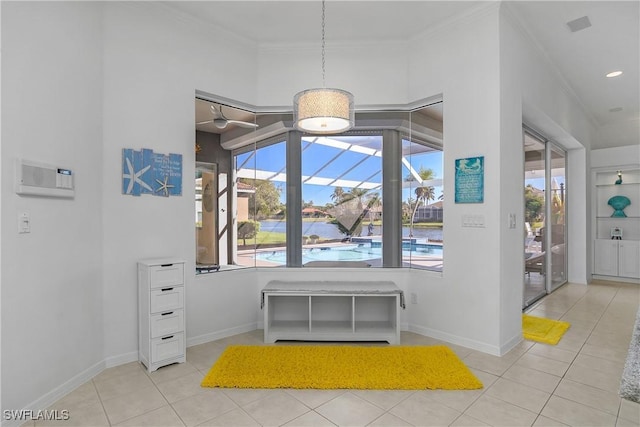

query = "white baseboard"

[
  {"left": 2, "top": 323, "right": 257, "bottom": 427},
  {"left": 408, "top": 324, "right": 503, "bottom": 356},
  {"left": 104, "top": 351, "right": 138, "bottom": 369},
  {"left": 1, "top": 361, "right": 105, "bottom": 427},
  {"left": 499, "top": 332, "right": 524, "bottom": 356},
  {"left": 186, "top": 322, "right": 258, "bottom": 347},
  {"left": 592, "top": 275, "right": 640, "bottom": 284}
]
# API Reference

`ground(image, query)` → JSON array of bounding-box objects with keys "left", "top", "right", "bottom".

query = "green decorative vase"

[{"left": 608, "top": 195, "right": 631, "bottom": 218}]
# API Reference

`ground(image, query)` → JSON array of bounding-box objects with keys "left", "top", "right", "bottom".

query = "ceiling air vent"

[{"left": 566, "top": 16, "right": 592, "bottom": 33}]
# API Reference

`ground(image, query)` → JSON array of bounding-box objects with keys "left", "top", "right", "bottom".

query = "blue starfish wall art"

[{"left": 122, "top": 148, "right": 182, "bottom": 197}]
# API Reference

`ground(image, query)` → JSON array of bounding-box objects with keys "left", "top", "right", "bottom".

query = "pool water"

[{"left": 254, "top": 243, "right": 443, "bottom": 265}]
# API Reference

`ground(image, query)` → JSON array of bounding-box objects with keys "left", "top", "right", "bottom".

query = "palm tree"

[
  {"left": 415, "top": 186, "right": 435, "bottom": 206},
  {"left": 346, "top": 188, "right": 369, "bottom": 208},
  {"left": 408, "top": 168, "right": 436, "bottom": 236},
  {"left": 402, "top": 199, "right": 414, "bottom": 222},
  {"left": 330, "top": 186, "right": 345, "bottom": 204}
]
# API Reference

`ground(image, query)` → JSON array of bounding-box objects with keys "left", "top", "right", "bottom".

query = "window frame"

[{"left": 196, "top": 96, "right": 444, "bottom": 272}]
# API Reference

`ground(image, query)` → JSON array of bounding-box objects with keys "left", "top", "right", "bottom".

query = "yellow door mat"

[
  {"left": 201, "top": 345, "right": 483, "bottom": 390},
  {"left": 523, "top": 314, "right": 570, "bottom": 345}
]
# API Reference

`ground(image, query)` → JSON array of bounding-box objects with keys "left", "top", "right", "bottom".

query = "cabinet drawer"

[
  {"left": 150, "top": 286, "right": 184, "bottom": 314},
  {"left": 150, "top": 263, "right": 184, "bottom": 289},
  {"left": 150, "top": 332, "right": 184, "bottom": 363},
  {"left": 150, "top": 309, "right": 184, "bottom": 338}
]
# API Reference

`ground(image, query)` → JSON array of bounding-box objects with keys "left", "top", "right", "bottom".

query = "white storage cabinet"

[
  {"left": 262, "top": 281, "right": 404, "bottom": 344},
  {"left": 138, "top": 258, "right": 186, "bottom": 372},
  {"left": 594, "top": 239, "right": 640, "bottom": 279}
]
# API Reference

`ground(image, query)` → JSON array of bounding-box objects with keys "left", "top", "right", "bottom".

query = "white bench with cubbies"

[{"left": 261, "top": 281, "right": 404, "bottom": 344}]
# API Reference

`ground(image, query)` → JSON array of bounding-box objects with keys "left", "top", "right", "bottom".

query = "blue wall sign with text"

[
  {"left": 455, "top": 156, "right": 484, "bottom": 203},
  {"left": 122, "top": 148, "right": 182, "bottom": 197}
]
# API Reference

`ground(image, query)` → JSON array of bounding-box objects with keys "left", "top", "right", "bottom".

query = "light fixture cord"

[{"left": 321, "top": 0, "right": 326, "bottom": 87}]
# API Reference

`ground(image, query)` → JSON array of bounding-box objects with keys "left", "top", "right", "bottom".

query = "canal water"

[{"left": 260, "top": 220, "right": 443, "bottom": 241}]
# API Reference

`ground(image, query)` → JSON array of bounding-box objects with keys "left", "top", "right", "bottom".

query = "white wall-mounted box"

[{"left": 15, "top": 158, "right": 75, "bottom": 198}]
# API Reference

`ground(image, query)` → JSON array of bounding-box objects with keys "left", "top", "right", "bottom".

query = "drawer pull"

[
  {"left": 161, "top": 287, "right": 174, "bottom": 292},
  {"left": 162, "top": 335, "right": 174, "bottom": 340},
  {"left": 161, "top": 311, "right": 174, "bottom": 316},
  {"left": 160, "top": 263, "right": 174, "bottom": 267}
]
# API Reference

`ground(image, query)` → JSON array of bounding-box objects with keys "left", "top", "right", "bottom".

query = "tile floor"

[{"left": 27, "top": 280, "right": 640, "bottom": 426}]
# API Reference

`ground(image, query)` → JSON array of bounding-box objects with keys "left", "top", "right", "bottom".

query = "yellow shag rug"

[
  {"left": 523, "top": 314, "right": 571, "bottom": 345},
  {"left": 201, "top": 345, "right": 483, "bottom": 390}
]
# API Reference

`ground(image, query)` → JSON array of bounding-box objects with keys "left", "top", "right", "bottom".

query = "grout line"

[
  {"left": 488, "top": 282, "right": 629, "bottom": 426},
  {"left": 41, "top": 284, "right": 639, "bottom": 427},
  {"left": 91, "top": 378, "right": 112, "bottom": 427},
  {"left": 537, "top": 282, "right": 634, "bottom": 426}
]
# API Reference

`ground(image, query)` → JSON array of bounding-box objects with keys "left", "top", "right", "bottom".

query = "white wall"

[
  {"left": 501, "top": 4, "right": 597, "bottom": 287},
  {"left": 0, "top": 0, "right": 261, "bottom": 415},
  {"left": 100, "top": 2, "right": 259, "bottom": 362},
  {"left": 498, "top": 8, "right": 528, "bottom": 347},
  {"left": 568, "top": 148, "right": 590, "bottom": 284},
  {"left": 591, "top": 145, "right": 640, "bottom": 169},
  {"left": 401, "top": 3, "right": 598, "bottom": 353},
  {"left": 1, "top": 0, "right": 603, "bottom": 415},
  {"left": 1, "top": 1, "right": 104, "bottom": 414},
  {"left": 257, "top": 40, "right": 410, "bottom": 108},
  {"left": 188, "top": 269, "right": 259, "bottom": 346},
  {"left": 406, "top": 5, "right": 517, "bottom": 354},
  {"left": 260, "top": 5, "right": 524, "bottom": 355}
]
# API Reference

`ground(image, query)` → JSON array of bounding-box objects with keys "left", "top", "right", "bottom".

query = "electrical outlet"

[{"left": 410, "top": 293, "right": 418, "bottom": 304}]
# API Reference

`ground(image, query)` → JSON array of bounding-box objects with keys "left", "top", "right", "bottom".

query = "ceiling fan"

[{"left": 197, "top": 105, "right": 258, "bottom": 129}]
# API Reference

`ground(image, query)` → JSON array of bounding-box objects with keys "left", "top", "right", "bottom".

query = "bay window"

[{"left": 195, "top": 98, "right": 443, "bottom": 272}]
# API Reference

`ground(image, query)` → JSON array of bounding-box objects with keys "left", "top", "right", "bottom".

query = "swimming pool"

[{"left": 254, "top": 242, "right": 443, "bottom": 265}]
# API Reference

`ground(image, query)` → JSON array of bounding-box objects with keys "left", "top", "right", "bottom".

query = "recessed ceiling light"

[
  {"left": 609, "top": 107, "right": 623, "bottom": 113},
  {"left": 606, "top": 71, "right": 623, "bottom": 78}
]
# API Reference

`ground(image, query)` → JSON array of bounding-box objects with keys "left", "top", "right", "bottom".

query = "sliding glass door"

[
  {"left": 523, "top": 129, "right": 568, "bottom": 308},
  {"left": 524, "top": 132, "right": 547, "bottom": 306},
  {"left": 549, "top": 145, "right": 567, "bottom": 291}
]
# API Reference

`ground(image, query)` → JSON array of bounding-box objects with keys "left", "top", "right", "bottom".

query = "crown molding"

[
  {"left": 410, "top": 1, "right": 501, "bottom": 43},
  {"left": 143, "top": 2, "right": 258, "bottom": 50}
]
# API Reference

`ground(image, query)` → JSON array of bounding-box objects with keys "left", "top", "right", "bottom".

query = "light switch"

[
  {"left": 462, "top": 214, "right": 485, "bottom": 228},
  {"left": 509, "top": 213, "right": 517, "bottom": 229},
  {"left": 18, "top": 212, "right": 30, "bottom": 234}
]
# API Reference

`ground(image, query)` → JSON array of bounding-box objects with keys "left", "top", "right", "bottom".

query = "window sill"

[{"left": 195, "top": 264, "right": 251, "bottom": 275}]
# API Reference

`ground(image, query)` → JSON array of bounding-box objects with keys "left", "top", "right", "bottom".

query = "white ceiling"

[
  {"left": 509, "top": 1, "right": 639, "bottom": 150},
  {"left": 177, "top": 1, "right": 639, "bottom": 150},
  {"left": 165, "top": 1, "right": 489, "bottom": 44}
]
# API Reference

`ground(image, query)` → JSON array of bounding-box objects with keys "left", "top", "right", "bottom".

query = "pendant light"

[{"left": 293, "top": 1, "right": 354, "bottom": 134}]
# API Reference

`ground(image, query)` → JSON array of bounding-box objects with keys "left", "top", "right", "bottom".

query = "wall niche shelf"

[
  {"left": 593, "top": 168, "right": 640, "bottom": 280},
  {"left": 595, "top": 182, "right": 640, "bottom": 187}
]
